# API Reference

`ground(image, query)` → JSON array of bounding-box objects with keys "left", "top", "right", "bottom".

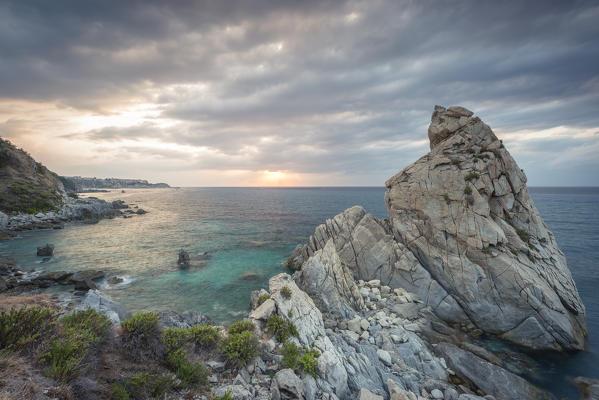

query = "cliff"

[{"left": 0, "top": 137, "right": 66, "bottom": 215}]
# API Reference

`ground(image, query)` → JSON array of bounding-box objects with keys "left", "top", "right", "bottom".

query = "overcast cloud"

[{"left": 0, "top": 0, "right": 598, "bottom": 186}]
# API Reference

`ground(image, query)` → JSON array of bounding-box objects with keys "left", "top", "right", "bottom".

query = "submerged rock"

[{"left": 36, "top": 243, "right": 54, "bottom": 257}]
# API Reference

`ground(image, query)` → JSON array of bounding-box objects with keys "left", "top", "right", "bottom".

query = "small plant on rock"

[
  {"left": 280, "top": 286, "right": 292, "bottom": 299},
  {"left": 267, "top": 314, "right": 298, "bottom": 343},
  {"left": 280, "top": 342, "right": 320, "bottom": 378},
  {"left": 257, "top": 294, "right": 270, "bottom": 306},
  {"left": 443, "top": 194, "right": 451, "bottom": 205},
  {"left": 463, "top": 186, "right": 473, "bottom": 195},
  {"left": 465, "top": 172, "right": 480, "bottom": 181},
  {"left": 516, "top": 229, "right": 529, "bottom": 243},
  {"left": 281, "top": 342, "right": 300, "bottom": 370},
  {"left": 298, "top": 348, "right": 320, "bottom": 378}
]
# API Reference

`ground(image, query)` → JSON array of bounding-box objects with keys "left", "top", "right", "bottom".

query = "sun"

[{"left": 262, "top": 170, "right": 286, "bottom": 185}]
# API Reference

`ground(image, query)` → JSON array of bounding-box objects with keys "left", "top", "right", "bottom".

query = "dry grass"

[{"left": 0, "top": 294, "right": 56, "bottom": 312}]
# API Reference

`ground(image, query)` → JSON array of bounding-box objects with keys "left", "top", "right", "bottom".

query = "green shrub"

[
  {"left": 280, "top": 286, "right": 292, "bottom": 299},
  {"left": 189, "top": 325, "right": 221, "bottom": 349},
  {"left": 465, "top": 172, "right": 480, "bottom": 181},
  {"left": 0, "top": 306, "right": 57, "bottom": 353},
  {"left": 482, "top": 247, "right": 491, "bottom": 254},
  {"left": 280, "top": 342, "right": 319, "bottom": 377},
  {"left": 164, "top": 347, "right": 208, "bottom": 386},
  {"left": 227, "top": 319, "right": 254, "bottom": 335},
  {"left": 161, "top": 327, "right": 190, "bottom": 352},
  {"left": 281, "top": 342, "right": 300, "bottom": 370},
  {"left": 221, "top": 330, "right": 260, "bottom": 368},
  {"left": 121, "top": 312, "right": 159, "bottom": 335},
  {"left": 40, "top": 338, "right": 87, "bottom": 382},
  {"left": 516, "top": 229, "right": 529, "bottom": 243},
  {"left": 463, "top": 186, "right": 473, "bottom": 195},
  {"left": 257, "top": 294, "right": 270, "bottom": 307},
  {"left": 298, "top": 348, "right": 320, "bottom": 377},
  {"left": 443, "top": 194, "right": 451, "bottom": 205},
  {"left": 266, "top": 314, "right": 298, "bottom": 343},
  {"left": 117, "top": 373, "right": 176, "bottom": 399},
  {"left": 451, "top": 158, "right": 461, "bottom": 166},
  {"left": 120, "top": 312, "right": 163, "bottom": 362},
  {"left": 111, "top": 383, "right": 130, "bottom": 400},
  {"left": 61, "top": 309, "right": 110, "bottom": 345},
  {"left": 214, "top": 390, "right": 234, "bottom": 400}
]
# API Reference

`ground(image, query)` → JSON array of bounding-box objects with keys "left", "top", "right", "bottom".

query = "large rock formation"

[{"left": 290, "top": 106, "right": 586, "bottom": 351}]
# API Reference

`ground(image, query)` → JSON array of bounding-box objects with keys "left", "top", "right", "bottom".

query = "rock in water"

[
  {"left": 36, "top": 243, "right": 54, "bottom": 257},
  {"left": 385, "top": 105, "right": 586, "bottom": 350},
  {"left": 178, "top": 249, "right": 190, "bottom": 268},
  {"left": 290, "top": 106, "right": 586, "bottom": 351}
]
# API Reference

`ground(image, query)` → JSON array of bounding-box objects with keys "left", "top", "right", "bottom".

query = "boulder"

[
  {"left": 36, "top": 243, "right": 54, "bottom": 257},
  {"left": 78, "top": 290, "right": 128, "bottom": 324},
  {"left": 212, "top": 385, "right": 252, "bottom": 400},
  {"left": 274, "top": 369, "right": 304, "bottom": 399},
  {"left": 158, "top": 310, "right": 213, "bottom": 329},
  {"left": 69, "top": 270, "right": 105, "bottom": 291},
  {"left": 111, "top": 200, "right": 129, "bottom": 209},
  {"left": 249, "top": 298, "right": 275, "bottom": 321},
  {"left": 435, "top": 343, "right": 555, "bottom": 400},
  {"left": 135, "top": 208, "right": 147, "bottom": 215},
  {"left": 359, "top": 388, "right": 384, "bottom": 400}
]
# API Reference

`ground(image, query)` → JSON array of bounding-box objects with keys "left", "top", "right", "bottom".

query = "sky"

[{"left": 0, "top": 0, "right": 598, "bottom": 187}]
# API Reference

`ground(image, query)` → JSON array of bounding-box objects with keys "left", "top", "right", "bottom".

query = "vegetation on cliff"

[{"left": 0, "top": 138, "right": 65, "bottom": 214}]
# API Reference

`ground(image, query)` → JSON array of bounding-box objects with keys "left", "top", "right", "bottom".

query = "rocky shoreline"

[
  {"left": 0, "top": 106, "right": 596, "bottom": 400},
  {"left": 0, "top": 196, "right": 146, "bottom": 239}
]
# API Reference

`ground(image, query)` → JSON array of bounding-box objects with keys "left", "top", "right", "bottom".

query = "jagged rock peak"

[
  {"left": 385, "top": 105, "right": 586, "bottom": 350},
  {"left": 428, "top": 105, "right": 478, "bottom": 149},
  {"left": 291, "top": 105, "right": 587, "bottom": 352}
]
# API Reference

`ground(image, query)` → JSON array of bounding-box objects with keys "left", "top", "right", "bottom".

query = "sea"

[{"left": 0, "top": 186, "right": 597, "bottom": 398}]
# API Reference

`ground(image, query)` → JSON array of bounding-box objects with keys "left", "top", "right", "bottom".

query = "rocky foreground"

[{"left": 0, "top": 106, "right": 594, "bottom": 400}]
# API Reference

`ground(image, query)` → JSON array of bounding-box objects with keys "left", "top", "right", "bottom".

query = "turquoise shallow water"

[{"left": 0, "top": 186, "right": 597, "bottom": 398}]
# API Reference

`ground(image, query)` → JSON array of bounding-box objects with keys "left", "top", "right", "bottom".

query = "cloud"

[{"left": 0, "top": 0, "right": 598, "bottom": 185}]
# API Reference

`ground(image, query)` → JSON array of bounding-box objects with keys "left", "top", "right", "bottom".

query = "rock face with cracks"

[{"left": 291, "top": 105, "right": 586, "bottom": 351}]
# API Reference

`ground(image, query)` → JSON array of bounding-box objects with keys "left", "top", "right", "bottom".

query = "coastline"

[{"left": 1, "top": 108, "right": 596, "bottom": 400}]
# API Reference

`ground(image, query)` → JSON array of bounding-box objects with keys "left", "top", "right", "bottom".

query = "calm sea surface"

[{"left": 0, "top": 187, "right": 597, "bottom": 398}]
